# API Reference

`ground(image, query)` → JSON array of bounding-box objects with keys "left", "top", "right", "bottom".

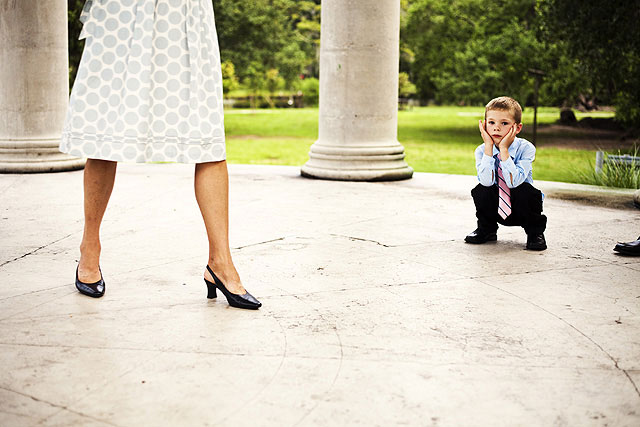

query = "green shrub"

[
  {"left": 299, "top": 77, "right": 319, "bottom": 107},
  {"left": 580, "top": 147, "right": 640, "bottom": 189}
]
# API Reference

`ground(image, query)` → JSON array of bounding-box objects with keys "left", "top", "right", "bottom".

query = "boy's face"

[{"left": 485, "top": 109, "right": 523, "bottom": 145}]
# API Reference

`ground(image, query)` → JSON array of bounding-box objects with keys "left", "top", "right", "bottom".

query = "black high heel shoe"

[
  {"left": 75, "top": 267, "right": 105, "bottom": 298},
  {"left": 204, "top": 265, "right": 261, "bottom": 310}
]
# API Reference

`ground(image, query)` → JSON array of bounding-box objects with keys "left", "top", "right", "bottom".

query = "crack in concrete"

[
  {"left": 476, "top": 279, "right": 640, "bottom": 400},
  {"left": 588, "top": 253, "right": 640, "bottom": 270},
  {"left": 331, "top": 233, "right": 459, "bottom": 248},
  {"left": 384, "top": 280, "right": 447, "bottom": 288},
  {"left": 0, "top": 341, "right": 255, "bottom": 357},
  {"left": 0, "top": 407, "right": 44, "bottom": 420},
  {"left": 464, "top": 262, "right": 611, "bottom": 281},
  {"left": 232, "top": 236, "right": 286, "bottom": 250},
  {"left": 620, "top": 262, "right": 640, "bottom": 273},
  {"left": 0, "top": 284, "right": 69, "bottom": 303},
  {"left": 53, "top": 236, "right": 287, "bottom": 279},
  {"left": 0, "top": 233, "right": 74, "bottom": 269},
  {"left": 0, "top": 290, "right": 76, "bottom": 323},
  {"left": 330, "top": 233, "right": 394, "bottom": 247},
  {"left": 0, "top": 386, "right": 122, "bottom": 427},
  {"left": 370, "top": 246, "right": 616, "bottom": 281}
]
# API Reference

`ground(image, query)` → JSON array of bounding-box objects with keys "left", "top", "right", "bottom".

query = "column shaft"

[
  {"left": 0, "top": 0, "right": 84, "bottom": 173},
  {"left": 301, "top": 0, "right": 412, "bottom": 181}
]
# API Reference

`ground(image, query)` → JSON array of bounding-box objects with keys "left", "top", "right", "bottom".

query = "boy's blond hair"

[{"left": 485, "top": 96, "right": 522, "bottom": 124}]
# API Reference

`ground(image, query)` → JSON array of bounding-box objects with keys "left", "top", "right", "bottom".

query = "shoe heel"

[
  {"left": 205, "top": 265, "right": 261, "bottom": 309},
  {"left": 205, "top": 279, "right": 217, "bottom": 299}
]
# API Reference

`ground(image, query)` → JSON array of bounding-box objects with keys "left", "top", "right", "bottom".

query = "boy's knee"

[
  {"left": 511, "top": 182, "right": 539, "bottom": 196},
  {"left": 511, "top": 183, "right": 544, "bottom": 215},
  {"left": 511, "top": 183, "right": 542, "bottom": 203},
  {"left": 471, "top": 183, "right": 495, "bottom": 199}
]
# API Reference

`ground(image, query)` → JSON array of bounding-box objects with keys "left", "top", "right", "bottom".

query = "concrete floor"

[{"left": 1, "top": 164, "right": 639, "bottom": 426}]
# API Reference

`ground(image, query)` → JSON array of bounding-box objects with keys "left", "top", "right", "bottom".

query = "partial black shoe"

[
  {"left": 464, "top": 228, "right": 497, "bottom": 244},
  {"left": 204, "top": 265, "right": 262, "bottom": 310},
  {"left": 613, "top": 236, "right": 640, "bottom": 256},
  {"left": 75, "top": 267, "right": 105, "bottom": 298},
  {"left": 526, "top": 233, "right": 547, "bottom": 251}
]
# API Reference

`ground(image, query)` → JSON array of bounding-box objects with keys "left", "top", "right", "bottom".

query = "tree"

[
  {"left": 403, "top": 0, "right": 545, "bottom": 105},
  {"left": 212, "top": 0, "right": 310, "bottom": 88},
  {"left": 298, "top": 77, "right": 319, "bottom": 106},
  {"left": 537, "top": 0, "right": 640, "bottom": 125},
  {"left": 242, "top": 63, "right": 266, "bottom": 108},
  {"left": 398, "top": 72, "right": 417, "bottom": 99},
  {"left": 403, "top": 0, "right": 640, "bottom": 126},
  {"left": 68, "top": 0, "right": 86, "bottom": 89},
  {"left": 399, "top": 0, "right": 416, "bottom": 77},
  {"left": 263, "top": 68, "right": 285, "bottom": 107},
  {"left": 221, "top": 60, "right": 240, "bottom": 94},
  {"left": 290, "top": 0, "right": 321, "bottom": 78}
]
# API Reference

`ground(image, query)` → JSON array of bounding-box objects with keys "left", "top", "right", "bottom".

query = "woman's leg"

[
  {"left": 194, "top": 160, "right": 245, "bottom": 295},
  {"left": 77, "top": 159, "right": 117, "bottom": 283}
]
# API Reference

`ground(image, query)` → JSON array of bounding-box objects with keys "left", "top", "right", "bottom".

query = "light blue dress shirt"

[{"left": 475, "top": 137, "right": 536, "bottom": 188}]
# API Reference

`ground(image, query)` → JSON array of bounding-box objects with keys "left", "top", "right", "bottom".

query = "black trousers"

[{"left": 471, "top": 182, "right": 547, "bottom": 235}]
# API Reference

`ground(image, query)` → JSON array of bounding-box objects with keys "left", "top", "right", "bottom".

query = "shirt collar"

[{"left": 492, "top": 137, "right": 520, "bottom": 158}]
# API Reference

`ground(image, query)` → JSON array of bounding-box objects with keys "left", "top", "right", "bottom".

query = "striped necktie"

[{"left": 497, "top": 162, "right": 512, "bottom": 219}]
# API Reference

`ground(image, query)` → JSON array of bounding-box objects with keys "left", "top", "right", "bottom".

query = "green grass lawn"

[{"left": 224, "top": 107, "right": 618, "bottom": 184}]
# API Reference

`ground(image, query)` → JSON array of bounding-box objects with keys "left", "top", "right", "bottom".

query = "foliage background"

[
  {"left": 402, "top": 0, "right": 640, "bottom": 126},
  {"left": 67, "top": 0, "right": 640, "bottom": 126}
]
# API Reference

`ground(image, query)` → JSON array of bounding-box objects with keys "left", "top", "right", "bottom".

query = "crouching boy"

[{"left": 465, "top": 96, "right": 547, "bottom": 250}]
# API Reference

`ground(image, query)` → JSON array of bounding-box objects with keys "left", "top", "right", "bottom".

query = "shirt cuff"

[
  {"left": 481, "top": 154, "right": 494, "bottom": 167},
  {"left": 500, "top": 157, "right": 518, "bottom": 186},
  {"left": 500, "top": 156, "right": 516, "bottom": 174}
]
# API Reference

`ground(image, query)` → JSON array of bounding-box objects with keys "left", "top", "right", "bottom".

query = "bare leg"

[
  {"left": 195, "top": 160, "right": 246, "bottom": 294},
  {"left": 77, "top": 159, "right": 117, "bottom": 283}
]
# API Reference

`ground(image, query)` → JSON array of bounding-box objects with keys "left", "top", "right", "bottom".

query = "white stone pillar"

[
  {"left": 0, "top": 0, "right": 84, "bottom": 173},
  {"left": 301, "top": 0, "right": 412, "bottom": 181}
]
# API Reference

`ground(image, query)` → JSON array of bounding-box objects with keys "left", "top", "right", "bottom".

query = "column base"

[
  {"left": 0, "top": 139, "right": 85, "bottom": 173},
  {"left": 301, "top": 142, "right": 413, "bottom": 182}
]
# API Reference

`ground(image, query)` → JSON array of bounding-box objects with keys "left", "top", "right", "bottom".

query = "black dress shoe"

[
  {"left": 465, "top": 228, "right": 497, "bottom": 244},
  {"left": 526, "top": 233, "right": 547, "bottom": 251},
  {"left": 613, "top": 236, "right": 640, "bottom": 256},
  {"left": 204, "top": 265, "right": 261, "bottom": 310},
  {"left": 75, "top": 267, "right": 105, "bottom": 298}
]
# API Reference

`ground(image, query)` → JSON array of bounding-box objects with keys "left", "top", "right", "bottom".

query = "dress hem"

[{"left": 60, "top": 131, "right": 226, "bottom": 164}]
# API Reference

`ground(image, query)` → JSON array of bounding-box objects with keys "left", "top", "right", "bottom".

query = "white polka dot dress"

[{"left": 60, "top": 0, "right": 226, "bottom": 163}]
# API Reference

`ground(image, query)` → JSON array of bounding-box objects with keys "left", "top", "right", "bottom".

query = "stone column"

[
  {"left": 301, "top": 0, "right": 412, "bottom": 181},
  {"left": 0, "top": 0, "right": 84, "bottom": 173}
]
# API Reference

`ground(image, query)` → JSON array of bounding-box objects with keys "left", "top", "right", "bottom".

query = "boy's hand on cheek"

[
  {"left": 479, "top": 120, "right": 494, "bottom": 151},
  {"left": 498, "top": 125, "right": 517, "bottom": 160}
]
